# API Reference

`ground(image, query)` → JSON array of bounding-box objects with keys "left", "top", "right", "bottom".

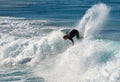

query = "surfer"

[{"left": 63, "top": 29, "right": 83, "bottom": 45}]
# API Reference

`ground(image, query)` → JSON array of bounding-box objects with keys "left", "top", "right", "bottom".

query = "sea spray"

[{"left": 77, "top": 3, "right": 111, "bottom": 38}]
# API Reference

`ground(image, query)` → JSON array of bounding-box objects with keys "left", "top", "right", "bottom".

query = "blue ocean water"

[{"left": 0, "top": 0, "right": 120, "bottom": 82}]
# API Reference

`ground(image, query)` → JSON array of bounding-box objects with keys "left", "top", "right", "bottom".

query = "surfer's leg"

[{"left": 76, "top": 31, "right": 80, "bottom": 39}]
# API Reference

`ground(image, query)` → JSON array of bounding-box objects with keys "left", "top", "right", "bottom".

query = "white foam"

[
  {"left": 0, "top": 30, "right": 71, "bottom": 66},
  {"left": 32, "top": 39, "right": 120, "bottom": 82},
  {"left": 0, "top": 16, "right": 50, "bottom": 37},
  {"left": 30, "top": 3, "right": 120, "bottom": 82},
  {"left": 0, "top": 3, "right": 119, "bottom": 82}
]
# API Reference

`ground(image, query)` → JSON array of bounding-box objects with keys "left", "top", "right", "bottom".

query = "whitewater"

[{"left": 0, "top": 3, "right": 120, "bottom": 82}]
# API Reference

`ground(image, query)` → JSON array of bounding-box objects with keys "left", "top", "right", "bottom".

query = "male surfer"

[{"left": 63, "top": 29, "right": 83, "bottom": 45}]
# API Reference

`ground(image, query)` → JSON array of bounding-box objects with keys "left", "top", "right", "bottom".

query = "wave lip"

[{"left": 77, "top": 3, "right": 111, "bottom": 38}]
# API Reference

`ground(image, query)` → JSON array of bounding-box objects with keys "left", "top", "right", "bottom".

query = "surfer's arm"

[{"left": 70, "top": 38, "right": 74, "bottom": 45}]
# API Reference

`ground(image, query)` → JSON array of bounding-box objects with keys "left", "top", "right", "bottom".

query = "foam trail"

[{"left": 77, "top": 3, "right": 110, "bottom": 38}]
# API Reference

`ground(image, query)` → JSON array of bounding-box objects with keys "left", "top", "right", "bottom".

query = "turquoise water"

[{"left": 0, "top": 0, "right": 120, "bottom": 82}]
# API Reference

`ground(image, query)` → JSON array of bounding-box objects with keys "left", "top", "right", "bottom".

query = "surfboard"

[{"left": 60, "top": 29, "right": 71, "bottom": 34}]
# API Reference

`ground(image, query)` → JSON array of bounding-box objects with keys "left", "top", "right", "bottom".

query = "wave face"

[{"left": 0, "top": 2, "right": 120, "bottom": 82}]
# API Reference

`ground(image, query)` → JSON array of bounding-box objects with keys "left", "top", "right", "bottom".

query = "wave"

[
  {"left": 31, "top": 3, "right": 120, "bottom": 82},
  {"left": 0, "top": 30, "right": 70, "bottom": 65},
  {"left": 0, "top": 3, "right": 120, "bottom": 82}
]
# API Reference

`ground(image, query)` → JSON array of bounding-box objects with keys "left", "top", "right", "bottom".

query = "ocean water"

[{"left": 0, "top": 0, "right": 120, "bottom": 82}]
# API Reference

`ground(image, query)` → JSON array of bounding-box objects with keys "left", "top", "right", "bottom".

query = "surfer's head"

[{"left": 63, "top": 35, "right": 68, "bottom": 40}]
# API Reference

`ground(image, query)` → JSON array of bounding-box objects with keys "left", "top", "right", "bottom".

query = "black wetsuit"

[{"left": 67, "top": 29, "right": 80, "bottom": 44}]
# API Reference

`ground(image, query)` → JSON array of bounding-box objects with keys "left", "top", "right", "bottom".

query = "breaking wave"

[{"left": 0, "top": 3, "right": 120, "bottom": 82}]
